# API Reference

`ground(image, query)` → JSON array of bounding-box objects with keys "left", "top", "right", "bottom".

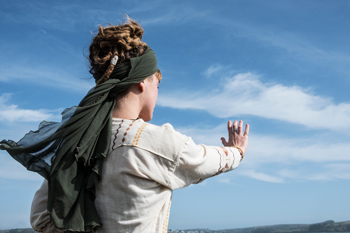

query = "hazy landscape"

[{"left": 1, "top": 220, "right": 349, "bottom": 233}]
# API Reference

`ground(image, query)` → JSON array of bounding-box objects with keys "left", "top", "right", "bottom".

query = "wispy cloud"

[
  {"left": 215, "top": 19, "right": 350, "bottom": 76},
  {"left": 237, "top": 170, "right": 284, "bottom": 183},
  {"left": 0, "top": 93, "right": 60, "bottom": 122},
  {"left": 0, "top": 94, "right": 58, "bottom": 181},
  {"left": 158, "top": 72, "right": 350, "bottom": 132},
  {"left": 0, "top": 65, "right": 93, "bottom": 93},
  {"left": 278, "top": 163, "right": 350, "bottom": 181},
  {"left": 0, "top": 151, "right": 42, "bottom": 181},
  {"left": 242, "top": 24, "right": 350, "bottom": 67},
  {"left": 0, "top": 1, "right": 207, "bottom": 32},
  {"left": 1, "top": 2, "right": 98, "bottom": 32},
  {"left": 140, "top": 5, "right": 209, "bottom": 26},
  {"left": 203, "top": 64, "right": 223, "bottom": 78}
]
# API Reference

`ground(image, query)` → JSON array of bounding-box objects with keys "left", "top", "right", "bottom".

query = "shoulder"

[
  {"left": 111, "top": 119, "right": 189, "bottom": 162},
  {"left": 135, "top": 121, "right": 190, "bottom": 162},
  {"left": 144, "top": 122, "right": 187, "bottom": 141}
]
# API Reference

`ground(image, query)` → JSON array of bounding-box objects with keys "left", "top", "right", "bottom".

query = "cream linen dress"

[{"left": 30, "top": 118, "right": 242, "bottom": 233}]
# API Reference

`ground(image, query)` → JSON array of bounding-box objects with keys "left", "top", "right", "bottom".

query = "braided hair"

[{"left": 89, "top": 16, "right": 150, "bottom": 84}]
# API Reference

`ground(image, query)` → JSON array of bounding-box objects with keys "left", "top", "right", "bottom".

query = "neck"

[{"left": 112, "top": 93, "right": 142, "bottom": 120}]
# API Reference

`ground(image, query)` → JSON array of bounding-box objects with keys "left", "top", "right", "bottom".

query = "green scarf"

[{"left": 0, "top": 46, "right": 158, "bottom": 232}]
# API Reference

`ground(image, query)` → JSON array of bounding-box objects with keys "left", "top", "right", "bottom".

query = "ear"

[{"left": 138, "top": 80, "right": 146, "bottom": 92}]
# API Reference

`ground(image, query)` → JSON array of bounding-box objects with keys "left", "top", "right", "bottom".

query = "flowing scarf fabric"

[{"left": 0, "top": 47, "right": 158, "bottom": 232}]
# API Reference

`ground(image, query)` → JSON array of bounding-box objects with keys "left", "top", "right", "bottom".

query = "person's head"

[
  {"left": 88, "top": 16, "right": 161, "bottom": 83},
  {"left": 88, "top": 16, "right": 162, "bottom": 121}
]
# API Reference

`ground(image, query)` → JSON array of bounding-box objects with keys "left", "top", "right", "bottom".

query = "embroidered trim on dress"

[
  {"left": 132, "top": 122, "right": 148, "bottom": 146},
  {"left": 162, "top": 194, "right": 172, "bottom": 233},
  {"left": 121, "top": 120, "right": 136, "bottom": 145},
  {"left": 214, "top": 147, "right": 222, "bottom": 173},
  {"left": 221, "top": 147, "right": 230, "bottom": 169},
  {"left": 221, "top": 146, "right": 228, "bottom": 156},
  {"left": 228, "top": 147, "right": 236, "bottom": 169},
  {"left": 112, "top": 120, "right": 124, "bottom": 150}
]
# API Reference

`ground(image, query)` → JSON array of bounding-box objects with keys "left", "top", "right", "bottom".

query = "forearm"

[{"left": 170, "top": 138, "right": 242, "bottom": 189}]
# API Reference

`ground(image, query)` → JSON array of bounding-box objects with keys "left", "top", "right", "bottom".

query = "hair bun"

[{"left": 88, "top": 16, "right": 148, "bottom": 83}]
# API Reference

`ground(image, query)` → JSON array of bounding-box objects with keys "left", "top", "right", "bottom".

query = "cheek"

[
  {"left": 153, "top": 85, "right": 159, "bottom": 100},
  {"left": 152, "top": 91, "right": 158, "bottom": 104}
]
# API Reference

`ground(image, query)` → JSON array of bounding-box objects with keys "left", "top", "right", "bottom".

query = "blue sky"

[{"left": 0, "top": 0, "right": 350, "bottom": 230}]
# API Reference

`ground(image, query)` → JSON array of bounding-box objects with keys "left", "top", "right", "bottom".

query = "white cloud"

[
  {"left": 0, "top": 94, "right": 60, "bottom": 122},
  {"left": 0, "top": 151, "right": 42, "bottom": 181},
  {"left": 158, "top": 72, "right": 350, "bottom": 132},
  {"left": 0, "top": 95, "right": 58, "bottom": 181},
  {"left": 249, "top": 25, "right": 350, "bottom": 69},
  {"left": 203, "top": 64, "right": 223, "bottom": 78},
  {"left": 0, "top": 2, "right": 99, "bottom": 32},
  {"left": 237, "top": 169, "right": 284, "bottom": 183},
  {"left": 277, "top": 162, "right": 350, "bottom": 182},
  {"left": 140, "top": 6, "right": 209, "bottom": 26},
  {"left": 207, "top": 17, "right": 350, "bottom": 75},
  {"left": 248, "top": 135, "right": 350, "bottom": 164},
  {"left": 0, "top": 65, "right": 93, "bottom": 93},
  {"left": 217, "top": 177, "right": 232, "bottom": 184}
]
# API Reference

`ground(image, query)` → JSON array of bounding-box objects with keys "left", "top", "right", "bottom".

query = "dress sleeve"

[
  {"left": 169, "top": 137, "right": 242, "bottom": 189},
  {"left": 30, "top": 180, "right": 63, "bottom": 233}
]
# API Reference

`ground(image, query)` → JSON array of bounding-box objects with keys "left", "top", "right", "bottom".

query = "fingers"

[
  {"left": 229, "top": 120, "right": 248, "bottom": 136},
  {"left": 232, "top": 120, "right": 238, "bottom": 134},
  {"left": 223, "top": 120, "right": 249, "bottom": 149},
  {"left": 227, "top": 120, "right": 232, "bottom": 133},
  {"left": 244, "top": 124, "right": 249, "bottom": 136},
  {"left": 227, "top": 120, "right": 233, "bottom": 140},
  {"left": 221, "top": 137, "right": 228, "bottom": 146},
  {"left": 238, "top": 120, "right": 243, "bottom": 135}
]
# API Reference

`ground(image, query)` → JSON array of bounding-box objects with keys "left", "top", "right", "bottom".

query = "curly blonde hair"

[{"left": 89, "top": 16, "right": 155, "bottom": 84}]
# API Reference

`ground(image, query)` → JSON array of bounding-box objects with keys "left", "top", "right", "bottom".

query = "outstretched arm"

[
  {"left": 170, "top": 121, "right": 249, "bottom": 189},
  {"left": 221, "top": 120, "right": 249, "bottom": 155}
]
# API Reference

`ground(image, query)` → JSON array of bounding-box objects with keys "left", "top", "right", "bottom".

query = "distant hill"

[
  {"left": 2, "top": 220, "right": 350, "bottom": 233},
  {"left": 0, "top": 229, "right": 36, "bottom": 233},
  {"left": 168, "top": 220, "right": 350, "bottom": 233}
]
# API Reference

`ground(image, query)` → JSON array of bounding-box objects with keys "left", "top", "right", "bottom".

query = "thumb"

[{"left": 221, "top": 137, "right": 228, "bottom": 146}]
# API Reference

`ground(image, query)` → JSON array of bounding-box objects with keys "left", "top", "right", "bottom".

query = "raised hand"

[{"left": 220, "top": 120, "right": 249, "bottom": 155}]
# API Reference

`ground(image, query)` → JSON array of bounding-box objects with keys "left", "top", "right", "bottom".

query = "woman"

[{"left": 1, "top": 17, "right": 249, "bottom": 233}]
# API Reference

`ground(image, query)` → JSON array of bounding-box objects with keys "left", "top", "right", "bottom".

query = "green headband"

[
  {"left": 93, "top": 46, "right": 158, "bottom": 84},
  {"left": 1, "top": 46, "right": 159, "bottom": 232}
]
